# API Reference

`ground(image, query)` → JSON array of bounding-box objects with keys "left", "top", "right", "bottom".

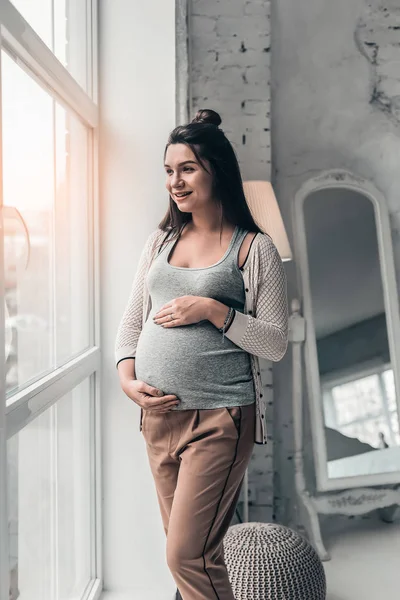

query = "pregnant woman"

[{"left": 115, "top": 109, "right": 288, "bottom": 600}]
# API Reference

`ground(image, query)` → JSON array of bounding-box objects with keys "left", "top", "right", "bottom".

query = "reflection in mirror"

[{"left": 304, "top": 188, "right": 400, "bottom": 480}]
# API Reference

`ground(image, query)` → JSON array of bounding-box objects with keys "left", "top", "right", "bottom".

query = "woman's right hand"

[{"left": 121, "top": 379, "right": 180, "bottom": 413}]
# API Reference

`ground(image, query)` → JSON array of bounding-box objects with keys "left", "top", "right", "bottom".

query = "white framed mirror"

[{"left": 293, "top": 169, "right": 400, "bottom": 492}]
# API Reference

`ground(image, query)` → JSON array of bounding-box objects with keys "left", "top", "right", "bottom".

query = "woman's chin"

[{"left": 175, "top": 201, "right": 192, "bottom": 212}]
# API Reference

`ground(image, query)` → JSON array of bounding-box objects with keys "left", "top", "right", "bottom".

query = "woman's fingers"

[
  {"left": 145, "top": 401, "right": 179, "bottom": 413},
  {"left": 143, "top": 395, "right": 180, "bottom": 412},
  {"left": 149, "top": 395, "right": 179, "bottom": 408}
]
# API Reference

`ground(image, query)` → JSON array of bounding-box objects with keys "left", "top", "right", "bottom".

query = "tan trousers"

[{"left": 141, "top": 402, "right": 255, "bottom": 600}]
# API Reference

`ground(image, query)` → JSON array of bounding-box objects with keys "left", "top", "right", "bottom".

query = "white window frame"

[{"left": 0, "top": 3, "right": 101, "bottom": 600}]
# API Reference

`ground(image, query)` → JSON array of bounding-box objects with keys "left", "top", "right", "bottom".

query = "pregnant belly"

[
  {"left": 134, "top": 318, "right": 252, "bottom": 404},
  {"left": 135, "top": 318, "right": 211, "bottom": 392}
]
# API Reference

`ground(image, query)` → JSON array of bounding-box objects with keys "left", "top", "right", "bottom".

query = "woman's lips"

[{"left": 175, "top": 192, "right": 192, "bottom": 201}]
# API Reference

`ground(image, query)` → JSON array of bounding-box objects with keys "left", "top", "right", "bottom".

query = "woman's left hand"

[{"left": 153, "top": 296, "right": 210, "bottom": 328}]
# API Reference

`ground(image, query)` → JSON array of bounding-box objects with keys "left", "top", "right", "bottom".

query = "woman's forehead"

[{"left": 165, "top": 143, "right": 196, "bottom": 163}]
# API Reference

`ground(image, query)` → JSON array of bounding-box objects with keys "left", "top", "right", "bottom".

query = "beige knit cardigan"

[{"left": 115, "top": 227, "right": 289, "bottom": 444}]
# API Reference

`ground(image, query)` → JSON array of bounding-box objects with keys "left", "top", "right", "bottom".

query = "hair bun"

[{"left": 192, "top": 109, "right": 222, "bottom": 127}]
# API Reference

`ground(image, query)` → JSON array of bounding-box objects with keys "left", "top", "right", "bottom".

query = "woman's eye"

[{"left": 166, "top": 167, "right": 194, "bottom": 174}]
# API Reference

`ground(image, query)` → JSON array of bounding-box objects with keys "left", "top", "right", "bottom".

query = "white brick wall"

[{"left": 189, "top": 0, "right": 274, "bottom": 522}]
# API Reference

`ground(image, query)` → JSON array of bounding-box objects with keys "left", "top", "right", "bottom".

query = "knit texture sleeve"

[
  {"left": 114, "top": 230, "right": 159, "bottom": 365},
  {"left": 224, "top": 237, "right": 289, "bottom": 361}
]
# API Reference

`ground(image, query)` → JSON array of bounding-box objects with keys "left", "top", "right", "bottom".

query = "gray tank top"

[{"left": 134, "top": 223, "right": 255, "bottom": 410}]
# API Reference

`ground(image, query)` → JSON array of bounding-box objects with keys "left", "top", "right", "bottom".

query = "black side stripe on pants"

[{"left": 201, "top": 407, "right": 242, "bottom": 599}]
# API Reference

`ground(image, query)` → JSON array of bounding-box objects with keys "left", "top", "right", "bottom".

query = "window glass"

[
  {"left": 3, "top": 51, "right": 91, "bottom": 399},
  {"left": 10, "top": 0, "right": 89, "bottom": 91},
  {"left": 8, "top": 378, "right": 92, "bottom": 600},
  {"left": 383, "top": 368, "right": 396, "bottom": 412}
]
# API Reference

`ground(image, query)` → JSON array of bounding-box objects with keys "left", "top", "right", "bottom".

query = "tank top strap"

[{"left": 228, "top": 226, "right": 249, "bottom": 261}]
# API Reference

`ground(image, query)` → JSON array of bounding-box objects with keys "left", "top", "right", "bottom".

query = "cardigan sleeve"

[
  {"left": 224, "top": 239, "right": 289, "bottom": 361},
  {"left": 114, "top": 230, "right": 159, "bottom": 366}
]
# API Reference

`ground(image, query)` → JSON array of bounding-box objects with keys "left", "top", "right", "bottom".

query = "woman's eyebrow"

[{"left": 164, "top": 160, "right": 197, "bottom": 167}]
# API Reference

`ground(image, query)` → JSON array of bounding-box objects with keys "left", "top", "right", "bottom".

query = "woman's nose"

[{"left": 171, "top": 173, "right": 183, "bottom": 188}]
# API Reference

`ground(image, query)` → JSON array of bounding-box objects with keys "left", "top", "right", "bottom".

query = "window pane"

[
  {"left": 331, "top": 373, "right": 382, "bottom": 426},
  {"left": 10, "top": 0, "right": 89, "bottom": 91},
  {"left": 383, "top": 368, "right": 396, "bottom": 411},
  {"left": 8, "top": 378, "right": 93, "bottom": 600},
  {"left": 2, "top": 51, "right": 91, "bottom": 399},
  {"left": 391, "top": 411, "right": 400, "bottom": 439}
]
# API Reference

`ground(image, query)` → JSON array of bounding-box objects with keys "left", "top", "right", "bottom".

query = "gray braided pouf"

[{"left": 223, "top": 522, "right": 326, "bottom": 600}]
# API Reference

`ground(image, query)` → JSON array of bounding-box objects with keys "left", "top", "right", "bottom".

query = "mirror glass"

[{"left": 304, "top": 188, "right": 400, "bottom": 480}]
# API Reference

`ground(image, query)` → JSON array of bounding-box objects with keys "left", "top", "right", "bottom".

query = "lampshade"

[{"left": 243, "top": 180, "right": 292, "bottom": 261}]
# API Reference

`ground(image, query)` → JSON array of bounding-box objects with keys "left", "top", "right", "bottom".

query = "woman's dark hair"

[{"left": 157, "top": 108, "right": 264, "bottom": 250}]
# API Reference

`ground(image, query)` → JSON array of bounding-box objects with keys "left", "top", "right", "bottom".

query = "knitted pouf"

[{"left": 223, "top": 522, "right": 326, "bottom": 600}]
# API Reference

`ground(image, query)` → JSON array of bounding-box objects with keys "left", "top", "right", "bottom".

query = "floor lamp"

[{"left": 241, "top": 181, "right": 292, "bottom": 521}]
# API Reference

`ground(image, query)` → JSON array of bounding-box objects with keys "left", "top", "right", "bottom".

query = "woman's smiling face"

[{"left": 164, "top": 143, "right": 215, "bottom": 212}]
